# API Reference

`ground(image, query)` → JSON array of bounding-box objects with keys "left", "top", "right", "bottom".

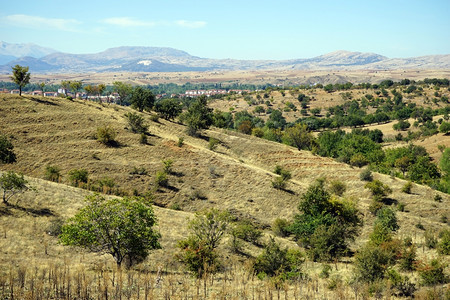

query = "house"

[
  {"left": 10, "top": 90, "right": 20, "bottom": 94},
  {"left": 44, "top": 92, "right": 58, "bottom": 97},
  {"left": 32, "top": 91, "right": 43, "bottom": 96}
]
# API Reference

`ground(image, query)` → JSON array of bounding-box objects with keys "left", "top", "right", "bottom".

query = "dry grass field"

[{"left": 0, "top": 94, "right": 449, "bottom": 299}]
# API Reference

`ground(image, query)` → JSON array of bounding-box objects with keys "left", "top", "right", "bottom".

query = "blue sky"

[{"left": 0, "top": 0, "right": 449, "bottom": 60}]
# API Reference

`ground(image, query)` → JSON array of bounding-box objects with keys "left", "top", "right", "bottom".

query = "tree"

[
  {"left": 290, "top": 180, "right": 361, "bottom": 261},
  {"left": 0, "top": 134, "right": 16, "bottom": 164},
  {"left": 60, "top": 194, "right": 161, "bottom": 267},
  {"left": 177, "top": 209, "right": 229, "bottom": 277},
  {"left": 0, "top": 171, "right": 30, "bottom": 205},
  {"left": 395, "top": 156, "right": 410, "bottom": 176},
  {"left": 113, "top": 81, "right": 133, "bottom": 105},
  {"left": 440, "top": 148, "right": 450, "bottom": 176},
  {"left": 282, "top": 123, "right": 315, "bottom": 151},
  {"left": 70, "top": 81, "right": 83, "bottom": 98},
  {"left": 181, "top": 95, "right": 213, "bottom": 136},
  {"left": 130, "top": 86, "right": 155, "bottom": 112},
  {"left": 124, "top": 112, "right": 148, "bottom": 134},
  {"left": 38, "top": 82, "right": 46, "bottom": 95},
  {"left": 10, "top": 65, "right": 30, "bottom": 96},
  {"left": 365, "top": 180, "right": 392, "bottom": 202},
  {"left": 154, "top": 98, "right": 183, "bottom": 120},
  {"left": 439, "top": 122, "right": 450, "bottom": 135},
  {"left": 60, "top": 80, "right": 70, "bottom": 96}
]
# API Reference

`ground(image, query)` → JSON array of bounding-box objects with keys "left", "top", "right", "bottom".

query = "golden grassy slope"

[{"left": 0, "top": 94, "right": 449, "bottom": 298}]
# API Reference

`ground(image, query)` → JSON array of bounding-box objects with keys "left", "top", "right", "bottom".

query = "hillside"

[
  {"left": 0, "top": 94, "right": 449, "bottom": 298},
  {"left": 1, "top": 42, "right": 449, "bottom": 73}
]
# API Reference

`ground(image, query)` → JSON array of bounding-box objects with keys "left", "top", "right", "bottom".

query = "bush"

[
  {"left": 365, "top": 180, "right": 392, "bottom": 201},
  {"left": 230, "top": 220, "right": 262, "bottom": 245},
  {"left": 424, "top": 230, "right": 438, "bottom": 249},
  {"left": 208, "top": 137, "right": 219, "bottom": 151},
  {"left": 96, "top": 125, "right": 117, "bottom": 146},
  {"left": 272, "top": 218, "right": 291, "bottom": 237},
  {"left": 354, "top": 245, "right": 390, "bottom": 282},
  {"left": 360, "top": 168, "right": 373, "bottom": 181},
  {"left": 139, "top": 133, "right": 147, "bottom": 144},
  {"left": 253, "top": 238, "right": 303, "bottom": 279},
  {"left": 437, "top": 229, "right": 450, "bottom": 255},
  {"left": 350, "top": 153, "right": 369, "bottom": 167},
  {"left": 162, "top": 159, "right": 173, "bottom": 174},
  {"left": 68, "top": 169, "right": 88, "bottom": 186},
  {"left": 177, "top": 137, "right": 184, "bottom": 147},
  {"left": 401, "top": 181, "right": 413, "bottom": 194},
  {"left": 154, "top": 170, "right": 168, "bottom": 188},
  {"left": 0, "top": 134, "right": 16, "bottom": 164},
  {"left": 329, "top": 180, "right": 346, "bottom": 196},
  {"left": 124, "top": 112, "right": 148, "bottom": 134},
  {"left": 44, "top": 165, "right": 62, "bottom": 182},
  {"left": 418, "top": 259, "right": 448, "bottom": 285}
]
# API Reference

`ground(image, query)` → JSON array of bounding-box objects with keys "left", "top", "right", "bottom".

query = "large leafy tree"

[
  {"left": 130, "top": 86, "right": 155, "bottom": 112},
  {"left": 10, "top": 65, "right": 30, "bottom": 96},
  {"left": 290, "top": 179, "right": 361, "bottom": 261},
  {"left": 70, "top": 81, "right": 83, "bottom": 98},
  {"left": 60, "top": 194, "right": 161, "bottom": 267},
  {"left": 113, "top": 81, "right": 133, "bottom": 105},
  {"left": 154, "top": 98, "right": 183, "bottom": 120}
]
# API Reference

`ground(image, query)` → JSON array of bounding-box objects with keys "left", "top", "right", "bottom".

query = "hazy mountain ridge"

[{"left": 0, "top": 42, "right": 449, "bottom": 73}]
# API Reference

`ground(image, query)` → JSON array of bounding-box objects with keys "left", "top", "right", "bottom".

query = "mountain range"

[{"left": 1, "top": 41, "right": 449, "bottom": 74}]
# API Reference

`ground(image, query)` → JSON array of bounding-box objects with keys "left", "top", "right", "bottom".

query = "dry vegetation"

[{"left": 0, "top": 93, "right": 449, "bottom": 299}]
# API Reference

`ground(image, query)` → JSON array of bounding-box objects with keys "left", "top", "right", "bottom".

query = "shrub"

[
  {"left": 177, "top": 137, "right": 184, "bottom": 147},
  {"left": 0, "top": 171, "right": 30, "bottom": 205},
  {"left": 139, "top": 133, "right": 147, "bottom": 144},
  {"left": 272, "top": 218, "right": 291, "bottom": 237},
  {"left": 130, "top": 166, "right": 147, "bottom": 175},
  {"left": 365, "top": 180, "right": 392, "bottom": 201},
  {"left": 124, "top": 112, "right": 148, "bottom": 134},
  {"left": 350, "top": 153, "right": 369, "bottom": 167},
  {"left": 437, "top": 229, "right": 450, "bottom": 255},
  {"left": 360, "top": 168, "right": 373, "bottom": 181},
  {"left": 68, "top": 169, "right": 88, "bottom": 186},
  {"left": 230, "top": 220, "right": 262, "bottom": 245},
  {"left": 272, "top": 176, "right": 287, "bottom": 190},
  {"left": 46, "top": 217, "right": 65, "bottom": 236},
  {"left": 329, "top": 180, "right": 346, "bottom": 196},
  {"left": 150, "top": 114, "right": 159, "bottom": 122},
  {"left": 154, "top": 171, "right": 168, "bottom": 188},
  {"left": 208, "top": 137, "right": 219, "bottom": 151},
  {"left": 418, "top": 259, "right": 448, "bottom": 285},
  {"left": 424, "top": 230, "right": 438, "bottom": 249},
  {"left": 354, "top": 245, "right": 390, "bottom": 282},
  {"left": 252, "top": 127, "right": 264, "bottom": 137},
  {"left": 98, "top": 177, "right": 115, "bottom": 193},
  {"left": 96, "top": 125, "right": 117, "bottom": 146},
  {"left": 44, "top": 165, "right": 62, "bottom": 182},
  {"left": 253, "top": 238, "right": 304, "bottom": 279},
  {"left": 162, "top": 159, "right": 173, "bottom": 174},
  {"left": 0, "top": 134, "right": 16, "bottom": 164},
  {"left": 401, "top": 181, "right": 413, "bottom": 194}
]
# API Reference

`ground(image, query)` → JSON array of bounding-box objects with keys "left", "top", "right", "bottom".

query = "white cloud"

[
  {"left": 175, "top": 20, "right": 207, "bottom": 28},
  {"left": 102, "top": 17, "right": 156, "bottom": 27},
  {"left": 2, "top": 14, "right": 81, "bottom": 32}
]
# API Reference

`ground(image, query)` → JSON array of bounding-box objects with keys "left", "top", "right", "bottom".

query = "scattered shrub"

[
  {"left": 46, "top": 217, "right": 65, "bottom": 236},
  {"left": 434, "top": 194, "right": 442, "bottom": 202},
  {"left": 230, "top": 220, "right": 262, "bottom": 245},
  {"left": 96, "top": 125, "right": 117, "bottom": 146},
  {"left": 272, "top": 218, "right": 291, "bottom": 237},
  {"left": 154, "top": 171, "right": 168, "bottom": 188},
  {"left": 0, "top": 134, "right": 16, "bottom": 164},
  {"left": 424, "top": 230, "right": 438, "bottom": 249},
  {"left": 139, "top": 133, "right": 147, "bottom": 144},
  {"left": 162, "top": 159, "right": 173, "bottom": 174},
  {"left": 68, "top": 169, "right": 88, "bottom": 186},
  {"left": 329, "top": 180, "right": 346, "bottom": 196},
  {"left": 149, "top": 114, "right": 159, "bottom": 122},
  {"left": 401, "top": 181, "right": 413, "bottom": 194},
  {"left": 208, "top": 137, "right": 219, "bottom": 151},
  {"left": 437, "top": 229, "right": 450, "bottom": 255},
  {"left": 418, "top": 259, "right": 449, "bottom": 285},
  {"left": 124, "top": 112, "right": 148, "bottom": 134},
  {"left": 354, "top": 245, "right": 389, "bottom": 282},
  {"left": 177, "top": 137, "right": 184, "bottom": 147},
  {"left": 360, "top": 168, "right": 373, "bottom": 181},
  {"left": 130, "top": 166, "right": 147, "bottom": 175},
  {"left": 365, "top": 180, "right": 392, "bottom": 202},
  {"left": 44, "top": 165, "right": 62, "bottom": 182}
]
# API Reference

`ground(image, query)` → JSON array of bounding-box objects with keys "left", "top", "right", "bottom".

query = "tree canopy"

[
  {"left": 10, "top": 65, "right": 30, "bottom": 96},
  {"left": 60, "top": 194, "right": 161, "bottom": 267}
]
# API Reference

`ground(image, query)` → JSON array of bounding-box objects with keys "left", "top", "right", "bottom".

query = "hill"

[
  {"left": 0, "top": 94, "right": 449, "bottom": 298},
  {"left": 1, "top": 42, "right": 449, "bottom": 73}
]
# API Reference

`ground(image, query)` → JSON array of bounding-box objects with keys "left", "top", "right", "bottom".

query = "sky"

[{"left": 0, "top": 0, "right": 449, "bottom": 60}]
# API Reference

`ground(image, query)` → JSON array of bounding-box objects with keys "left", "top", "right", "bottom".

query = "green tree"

[
  {"left": 365, "top": 180, "right": 392, "bottom": 202},
  {"left": 70, "top": 81, "right": 82, "bottom": 98},
  {"left": 354, "top": 245, "right": 389, "bottom": 282},
  {"left": 290, "top": 180, "right": 361, "bottom": 261},
  {"left": 282, "top": 123, "right": 316, "bottom": 151},
  {"left": 113, "top": 81, "right": 133, "bottom": 105},
  {"left": 0, "top": 134, "right": 16, "bottom": 164},
  {"left": 177, "top": 209, "right": 229, "bottom": 277},
  {"left": 130, "top": 86, "right": 155, "bottom": 112},
  {"left": 60, "top": 80, "right": 70, "bottom": 96},
  {"left": 440, "top": 122, "right": 450, "bottom": 134},
  {"left": 38, "top": 82, "right": 45, "bottom": 95},
  {"left": 440, "top": 148, "right": 450, "bottom": 176},
  {"left": 60, "top": 194, "right": 161, "bottom": 267},
  {"left": 0, "top": 171, "right": 30, "bottom": 205},
  {"left": 181, "top": 95, "right": 213, "bottom": 136},
  {"left": 154, "top": 98, "right": 183, "bottom": 120},
  {"left": 10, "top": 65, "right": 30, "bottom": 96},
  {"left": 124, "top": 112, "right": 148, "bottom": 134},
  {"left": 68, "top": 169, "right": 88, "bottom": 186}
]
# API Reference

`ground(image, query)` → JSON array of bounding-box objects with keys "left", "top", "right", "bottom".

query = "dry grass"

[{"left": 0, "top": 93, "right": 449, "bottom": 298}]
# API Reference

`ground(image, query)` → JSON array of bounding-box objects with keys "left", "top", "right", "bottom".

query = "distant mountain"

[
  {"left": 0, "top": 42, "right": 449, "bottom": 74},
  {"left": 0, "top": 41, "right": 57, "bottom": 64}
]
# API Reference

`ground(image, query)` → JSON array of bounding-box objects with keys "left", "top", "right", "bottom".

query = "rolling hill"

[
  {"left": 1, "top": 42, "right": 449, "bottom": 73},
  {"left": 0, "top": 93, "right": 449, "bottom": 298}
]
